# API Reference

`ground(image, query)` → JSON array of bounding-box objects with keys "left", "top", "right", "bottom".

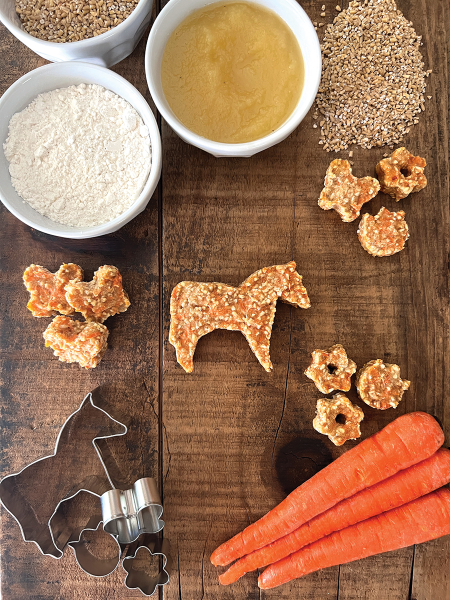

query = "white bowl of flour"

[{"left": 0, "top": 61, "right": 161, "bottom": 238}]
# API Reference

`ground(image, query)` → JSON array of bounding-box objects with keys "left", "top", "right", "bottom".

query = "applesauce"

[{"left": 161, "top": 1, "right": 304, "bottom": 144}]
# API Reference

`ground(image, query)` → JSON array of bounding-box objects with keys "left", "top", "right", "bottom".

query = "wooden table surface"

[{"left": 1, "top": 0, "right": 449, "bottom": 598}]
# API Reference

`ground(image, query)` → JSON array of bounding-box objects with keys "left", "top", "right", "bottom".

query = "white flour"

[{"left": 4, "top": 83, "right": 152, "bottom": 228}]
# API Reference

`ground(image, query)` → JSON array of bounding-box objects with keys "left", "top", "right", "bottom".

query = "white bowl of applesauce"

[{"left": 145, "top": 0, "right": 321, "bottom": 157}]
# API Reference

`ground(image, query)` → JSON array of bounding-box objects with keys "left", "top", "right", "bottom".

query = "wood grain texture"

[
  {"left": 0, "top": 24, "right": 161, "bottom": 600},
  {"left": 0, "top": 0, "right": 449, "bottom": 598}
]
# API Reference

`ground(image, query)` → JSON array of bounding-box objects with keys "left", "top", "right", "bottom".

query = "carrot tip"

[
  {"left": 211, "top": 555, "right": 229, "bottom": 567},
  {"left": 218, "top": 573, "right": 232, "bottom": 586}
]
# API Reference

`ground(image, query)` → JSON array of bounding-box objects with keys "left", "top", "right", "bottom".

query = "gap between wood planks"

[
  {"left": 157, "top": 125, "right": 165, "bottom": 600},
  {"left": 407, "top": 545, "right": 416, "bottom": 600},
  {"left": 271, "top": 195, "right": 296, "bottom": 468},
  {"left": 155, "top": 0, "right": 164, "bottom": 589}
]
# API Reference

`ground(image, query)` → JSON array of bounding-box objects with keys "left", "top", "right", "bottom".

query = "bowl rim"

[
  {"left": 0, "top": 61, "right": 162, "bottom": 239},
  {"left": 145, "top": 0, "right": 322, "bottom": 155},
  {"left": 0, "top": 0, "right": 151, "bottom": 49}
]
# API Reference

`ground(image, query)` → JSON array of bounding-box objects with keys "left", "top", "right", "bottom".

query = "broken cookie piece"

[
  {"left": 319, "top": 159, "right": 380, "bottom": 222},
  {"left": 376, "top": 147, "right": 427, "bottom": 201},
  {"left": 43, "top": 315, "right": 108, "bottom": 369},
  {"left": 65, "top": 265, "right": 130, "bottom": 323},
  {"left": 23, "top": 263, "right": 83, "bottom": 317}
]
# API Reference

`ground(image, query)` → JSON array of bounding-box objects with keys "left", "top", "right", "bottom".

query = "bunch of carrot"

[{"left": 210, "top": 412, "right": 450, "bottom": 589}]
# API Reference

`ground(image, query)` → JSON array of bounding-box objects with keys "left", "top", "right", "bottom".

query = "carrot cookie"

[
  {"left": 65, "top": 265, "right": 130, "bottom": 323},
  {"left": 358, "top": 207, "right": 409, "bottom": 257},
  {"left": 356, "top": 359, "right": 410, "bottom": 410},
  {"left": 376, "top": 147, "right": 426, "bottom": 201},
  {"left": 319, "top": 159, "right": 380, "bottom": 222},
  {"left": 305, "top": 344, "right": 357, "bottom": 394},
  {"left": 23, "top": 263, "right": 83, "bottom": 317},
  {"left": 43, "top": 316, "right": 108, "bottom": 369},
  {"left": 169, "top": 261, "right": 310, "bottom": 373},
  {"left": 313, "top": 393, "right": 364, "bottom": 446}
]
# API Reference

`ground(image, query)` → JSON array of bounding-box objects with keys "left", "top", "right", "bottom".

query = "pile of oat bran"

[{"left": 314, "top": 0, "right": 431, "bottom": 152}]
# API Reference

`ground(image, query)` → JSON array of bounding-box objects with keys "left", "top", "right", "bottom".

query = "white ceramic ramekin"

[
  {"left": 0, "top": 62, "right": 162, "bottom": 239},
  {"left": 0, "top": 0, "right": 152, "bottom": 67},
  {"left": 145, "top": 0, "right": 321, "bottom": 158}
]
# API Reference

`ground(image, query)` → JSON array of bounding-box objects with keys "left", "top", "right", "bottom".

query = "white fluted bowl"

[
  {"left": 0, "top": 0, "right": 152, "bottom": 67},
  {"left": 0, "top": 62, "right": 161, "bottom": 239},
  {"left": 146, "top": 0, "right": 321, "bottom": 158}
]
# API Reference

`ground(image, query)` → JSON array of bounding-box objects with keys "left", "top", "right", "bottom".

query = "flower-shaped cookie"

[
  {"left": 65, "top": 265, "right": 130, "bottom": 323},
  {"left": 356, "top": 359, "right": 410, "bottom": 410},
  {"left": 23, "top": 263, "right": 83, "bottom": 317},
  {"left": 43, "top": 316, "right": 109, "bottom": 369},
  {"left": 376, "top": 147, "right": 427, "bottom": 201},
  {"left": 305, "top": 344, "right": 357, "bottom": 394},
  {"left": 313, "top": 393, "right": 364, "bottom": 446},
  {"left": 319, "top": 159, "right": 380, "bottom": 222},
  {"left": 358, "top": 207, "right": 409, "bottom": 257}
]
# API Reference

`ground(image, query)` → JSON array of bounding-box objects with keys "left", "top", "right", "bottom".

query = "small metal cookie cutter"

[
  {"left": 69, "top": 482, "right": 170, "bottom": 595},
  {"left": 102, "top": 477, "right": 164, "bottom": 544},
  {"left": 123, "top": 534, "right": 171, "bottom": 596},
  {"left": 0, "top": 388, "right": 170, "bottom": 595},
  {"left": 69, "top": 518, "right": 122, "bottom": 577}
]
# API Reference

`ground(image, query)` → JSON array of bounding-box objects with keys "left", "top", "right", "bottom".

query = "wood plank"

[
  {"left": 337, "top": 0, "right": 450, "bottom": 596},
  {"left": 0, "top": 26, "right": 161, "bottom": 600},
  {"left": 160, "top": 116, "right": 340, "bottom": 599},
  {"left": 411, "top": 537, "right": 450, "bottom": 600},
  {"left": 400, "top": 0, "right": 450, "bottom": 598}
]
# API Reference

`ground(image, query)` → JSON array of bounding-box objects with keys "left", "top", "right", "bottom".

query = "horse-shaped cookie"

[
  {"left": 0, "top": 390, "right": 126, "bottom": 558},
  {"left": 169, "top": 261, "right": 310, "bottom": 373}
]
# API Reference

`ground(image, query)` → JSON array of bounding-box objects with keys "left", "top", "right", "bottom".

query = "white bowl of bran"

[
  {"left": 0, "top": 61, "right": 162, "bottom": 239},
  {"left": 0, "top": 0, "right": 152, "bottom": 67}
]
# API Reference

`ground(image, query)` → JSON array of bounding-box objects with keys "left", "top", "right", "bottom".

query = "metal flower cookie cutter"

[
  {"left": 123, "top": 534, "right": 172, "bottom": 596},
  {"left": 0, "top": 388, "right": 170, "bottom": 596}
]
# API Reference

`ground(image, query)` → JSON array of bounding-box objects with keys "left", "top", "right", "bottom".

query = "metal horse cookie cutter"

[
  {"left": 0, "top": 388, "right": 170, "bottom": 595},
  {"left": 0, "top": 389, "right": 126, "bottom": 558}
]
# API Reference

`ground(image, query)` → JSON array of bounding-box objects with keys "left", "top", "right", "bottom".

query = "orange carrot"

[
  {"left": 211, "top": 412, "right": 444, "bottom": 567},
  {"left": 220, "top": 448, "right": 450, "bottom": 584},
  {"left": 258, "top": 487, "right": 450, "bottom": 589}
]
